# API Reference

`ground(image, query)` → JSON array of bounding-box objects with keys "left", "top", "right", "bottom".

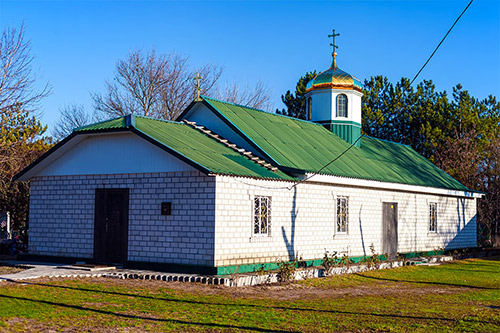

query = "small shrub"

[
  {"left": 277, "top": 258, "right": 298, "bottom": 284},
  {"left": 397, "top": 252, "right": 408, "bottom": 266},
  {"left": 297, "top": 255, "right": 308, "bottom": 269},
  {"left": 370, "top": 244, "right": 382, "bottom": 269},
  {"left": 322, "top": 250, "right": 339, "bottom": 276},
  {"left": 433, "top": 247, "right": 444, "bottom": 256},
  {"left": 339, "top": 253, "right": 353, "bottom": 274},
  {"left": 256, "top": 265, "right": 272, "bottom": 285},
  {"left": 363, "top": 244, "right": 381, "bottom": 270}
]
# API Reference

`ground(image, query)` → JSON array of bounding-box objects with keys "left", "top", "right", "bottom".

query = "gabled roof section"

[
  {"left": 132, "top": 117, "right": 292, "bottom": 180},
  {"left": 15, "top": 114, "right": 294, "bottom": 181},
  {"left": 199, "top": 96, "right": 470, "bottom": 191}
]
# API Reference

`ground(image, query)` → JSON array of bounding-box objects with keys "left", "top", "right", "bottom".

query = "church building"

[{"left": 14, "top": 33, "right": 481, "bottom": 274}]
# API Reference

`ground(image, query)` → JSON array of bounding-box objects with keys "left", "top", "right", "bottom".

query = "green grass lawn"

[{"left": 0, "top": 258, "right": 499, "bottom": 332}]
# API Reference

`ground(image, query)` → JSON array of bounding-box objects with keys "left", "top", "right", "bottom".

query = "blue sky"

[{"left": 1, "top": 0, "right": 499, "bottom": 130}]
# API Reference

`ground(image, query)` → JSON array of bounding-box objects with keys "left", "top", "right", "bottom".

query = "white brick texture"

[
  {"left": 28, "top": 171, "right": 215, "bottom": 266},
  {"left": 214, "top": 176, "right": 477, "bottom": 266},
  {"left": 28, "top": 172, "right": 477, "bottom": 269}
]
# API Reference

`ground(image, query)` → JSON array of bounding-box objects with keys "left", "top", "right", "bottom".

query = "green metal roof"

[
  {"left": 200, "top": 96, "right": 469, "bottom": 191},
  {"left": 75, "top": 115, "right": 293, "bottom": 181},
  {"left": 75, "top": 117, "right": 127, "bottom": 131}
]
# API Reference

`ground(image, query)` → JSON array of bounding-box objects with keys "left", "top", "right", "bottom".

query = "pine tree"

[
  {"left": 277, "top": 71, "right": 316, "bottom": 119},
  {"left": 0, "top": 105, "right": 52, "bottom": 230}
]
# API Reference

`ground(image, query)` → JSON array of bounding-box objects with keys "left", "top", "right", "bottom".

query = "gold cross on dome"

[
  {"left": 328, "top": 29, "right": 340, "bottom": 56},
  {"left": 194, "top": 72, "right": 203, "bottom": 100}
]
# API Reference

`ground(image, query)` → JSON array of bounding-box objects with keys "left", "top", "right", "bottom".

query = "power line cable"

[
  {"left": 409, "top": 0, "right": 474, "bottom": 86},
  {"left": 237, "top": 0, "right": 474, "bottom": 191},
  {"left": 286, "top": 0, "right": 474, "bottom": 190}
]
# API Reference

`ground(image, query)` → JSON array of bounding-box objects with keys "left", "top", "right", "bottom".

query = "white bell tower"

[{"left": 305, "top": 29, "right": 363, "bottom": 147}]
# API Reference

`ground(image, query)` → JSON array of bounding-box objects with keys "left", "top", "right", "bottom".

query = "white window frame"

[
  {"left": 253, "top": 196, "right": 271, "bottom": 237},
  {"left": 306, "top": 97, "right": 312, "bottom": 120},
  {"left": 336, "top": 196, "right": 349, "bottom": 234},
  {"left": 429, "top": 202, "right": 437, "bottom": 232},
  {"left": 336, "top": 94, "right": 348, "bottom": 118}
]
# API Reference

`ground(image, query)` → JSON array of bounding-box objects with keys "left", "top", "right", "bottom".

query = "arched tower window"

[
  {"left": 336, "top": 94, "right": 348, "bottom": 118},
  {"left": 306, "top": 97, "right": 312, "bottom": 120}
]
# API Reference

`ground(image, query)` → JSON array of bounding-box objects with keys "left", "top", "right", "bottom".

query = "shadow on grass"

[
  {"left": 482, "top": 256, "right": 500, "bottom": 261},
  {"left": 0, "top": 279, "right": 498, "bottom": 326},
  {"left": 0, "top": 293, "right": 294, "bottom": 333},
  {"left": 427, "top": 266, "right": 500, "bottom": 274},
  {"left": 457, "top": 261, "right": 500, "bottom": 269},
  {"left": 354, "top": 273, "right": 500, "bottom": 290}
]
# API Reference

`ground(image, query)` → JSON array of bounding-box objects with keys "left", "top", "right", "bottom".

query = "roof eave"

[{"left": 302, "top": 173, "right": 483, "bottom": 198}]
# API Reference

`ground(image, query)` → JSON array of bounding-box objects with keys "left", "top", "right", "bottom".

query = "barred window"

[
  {"left": 336, "top": 94, "right": 348, "bottom": 117},
  {"left": 429, "top": 203, "right": 437, "bottom": 232},
  {"left": 336, "top": 196, "right": 349, "bottom": 233},
  {"left": 254, "top": 196, "right": 271, "bottom": 236}
]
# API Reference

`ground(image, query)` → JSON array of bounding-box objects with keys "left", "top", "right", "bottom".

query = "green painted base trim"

[
  {"left": 216, "top": 260, "right": 324, "bottom": 275},
  {"left": 215, "top": 250, "right": 449, "bottom": 275},
  {"left": 402, "top": 250, "right": 445, "bottom": 258}
]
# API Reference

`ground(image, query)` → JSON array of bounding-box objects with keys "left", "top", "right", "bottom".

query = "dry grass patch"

[{"left": 0, "top": 265, "right": 25, "bottom": 275}]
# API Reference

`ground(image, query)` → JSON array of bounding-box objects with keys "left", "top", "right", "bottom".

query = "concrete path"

[
  {"left": 0, "top": 260, "right": 227, "bottom": 285},
  {"left": 0, "top": 261, "right": 118, "bottom": 281}
]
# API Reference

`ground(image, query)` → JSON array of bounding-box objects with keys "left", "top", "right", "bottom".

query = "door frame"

[
  {"left": 94, "top": 188, "right": 129, "bottom": 264},
  {"left": 382, "top": 202, "right": 398, "bottom": 257}
]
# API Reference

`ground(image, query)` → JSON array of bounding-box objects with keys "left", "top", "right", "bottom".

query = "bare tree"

[
  {"left": 92, "top": 49, "right": 223, "bottom": 120},
  {"left": 214, "top": 80, "right": 273, "bottom": 111},
  {"left": 0, "top": 25, "right": 51, "bottom": 232},
  {"left": 0, "top": 24, "right": 50, "bottom": 114},
  {"left": 52, "top": 104, "right": 94, "bottom": 141},
  {"left": 92, "top": 48, "right": 274, "bottom": 120}
]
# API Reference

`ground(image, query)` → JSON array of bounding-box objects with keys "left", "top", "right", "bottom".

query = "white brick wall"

[
  {"left": 213, "top": 176, "right": 477, "bottom": 266},
  {"left": 27, "top": 171, "right": 477, "bottom": 269},
  {"left": 28, "top": 171, "right": 216, "bottom": 266}
]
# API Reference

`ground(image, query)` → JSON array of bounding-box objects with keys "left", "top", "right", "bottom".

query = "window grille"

[
  {"left": 254, "top": 196, "right": 271, "bottom": 236},
  {"left": 429, "top": 203, "right": 437, "bottom": 232},
  {"left": 336, "top": 94, "right": 348, "bottom": 117},
  {"left": 336, "top": 196, "right": 349, "bottom": 233}
]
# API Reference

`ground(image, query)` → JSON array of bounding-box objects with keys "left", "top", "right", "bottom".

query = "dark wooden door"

[
  {"left": 382, "top": 202, "right": 398, "bottom": 258},
  {"left": 94, "top": 189, "right": 129, "bottom": 264}
]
